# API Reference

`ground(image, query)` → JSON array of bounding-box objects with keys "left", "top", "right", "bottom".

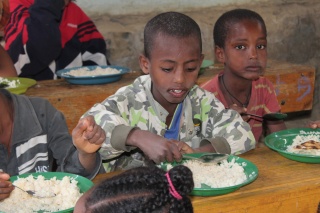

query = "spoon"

[
  {"left": 183, "top": 153, "right": 229, "bottom": 164},
  {"left": 13, "top": 184, "right": 56, "bottom": 198},
  {"left": 243, "top": 112, "right": 287, "bottom": 121}
]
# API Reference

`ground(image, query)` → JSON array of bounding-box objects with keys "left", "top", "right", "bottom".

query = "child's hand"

[
  {"left": 174, "top": 141, "right": 194, "bottom": 154},
  {"left": 229, "top": 104, "right": 249, "bottom": 121},
  {"left": 308, "top": 120, "right": 320, "bottom": 129},
  {"left": 126, "top": 129, "right": 182, "bottom": 164},
  {"left": 0, "top": 172, "right": 14, "bottom": 201},
  {"left": 72, "top": 116, "right": 106, "bottom": 154}
]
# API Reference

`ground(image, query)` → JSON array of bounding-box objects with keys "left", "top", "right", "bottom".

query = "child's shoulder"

[
  {"left": 106, "top": 75, "right": 150, "bottom": 103},
  {"left": 189, "top": 85, "right": 220, "bottom": 102}
]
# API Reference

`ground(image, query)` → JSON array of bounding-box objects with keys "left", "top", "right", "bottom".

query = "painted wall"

[{"left": 77, "top": 0, "right": 272, "bottom": 16}]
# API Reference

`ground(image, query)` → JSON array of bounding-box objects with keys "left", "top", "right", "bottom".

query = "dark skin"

[
  {"left": 126, "top": 34, "right": 213, "bottom": 164},
  {"left": 0, "top": 92, "right": 106, "bottom": 201},
  {"left": 308, "top": 121, "right": 320, "bottom": 129},
  {"left": 215, "top": 19, "right": 286, "bottom": 134},
  {"left": 0, "top": 45, "right": 17, "bottom": 77}
]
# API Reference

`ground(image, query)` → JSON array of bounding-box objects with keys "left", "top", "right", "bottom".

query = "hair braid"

[{"left": 84, "top": 165, "right": 194, "bottom": 213}]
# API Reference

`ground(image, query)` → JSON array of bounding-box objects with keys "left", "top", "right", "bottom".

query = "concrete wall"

[
  {"left": 79, "top": 0, "right": 320, "bottom": 126},
  {"left": 77, "top": 0, "right": 270, "bottom": 16}
]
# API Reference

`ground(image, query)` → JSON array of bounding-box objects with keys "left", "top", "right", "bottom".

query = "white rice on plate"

[
  {"left": 286, "top": 131, "right": 320, "bottom": 155},
  {"left": 167, "top": 158, "right": 247, "bottom": 188},
  {"left": 0, "top": 175, "right": 82, "bottom": 213},
  {"left": 64, "top": 66, "right": 121, "bottom": 77},
  {"left": 0, "top": 77, "right": 20, "bottom": 88}
]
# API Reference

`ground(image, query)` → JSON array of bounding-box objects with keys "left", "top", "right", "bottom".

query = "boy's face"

[
  {"left": 140, "top": 34, "right": 203, "bottom": 111},
  {"left": 215, "top": 19, "right": 267, "bottom": 80}
]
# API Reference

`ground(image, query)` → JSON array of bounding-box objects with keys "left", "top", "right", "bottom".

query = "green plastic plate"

[
  {"left": 3, "top": 77, "right": 36, "bottom": 94},
  {"left": 9, "top": 172, "right": 94, "bottom": 213},
  {"left": 199, "top": 60, "right": 214, "bottom": 75},
  {"left": 160, "top": 153, "right": 258, "bottom": 196},
  {"left": 265, "top": 128, "right": 320, "bottom": 163}
]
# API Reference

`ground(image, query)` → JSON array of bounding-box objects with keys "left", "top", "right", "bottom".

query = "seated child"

[
  {"left": 0, "top": 88, "right": 105, "bottom": 201},
  {"left": 74, "top": 165, "right": 194, "bottom": 213},
  {"left": 201, "top": 9, "right": 286, "bottom": 143},
  {"left": 83, "top": 11, "right": 255, "bottom": 172}
]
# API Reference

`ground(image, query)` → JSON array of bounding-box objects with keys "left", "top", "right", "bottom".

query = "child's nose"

[
  {"left": 249, "top": 47, "right": 258, "bottom": 59},
  {"left": 173, "top": 68, "right": 185, "bottom": 83}
]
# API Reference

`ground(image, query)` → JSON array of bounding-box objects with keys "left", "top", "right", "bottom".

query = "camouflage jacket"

[{"left": 83, "top": 75, "right": 255, "bottom": 172}]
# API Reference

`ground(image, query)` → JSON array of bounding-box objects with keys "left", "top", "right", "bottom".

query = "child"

[
  {"left": 83, "top": 11, "right": 255, "bottom": 172},
  {"left": 201, "top": 9, "right": 286, "bottom": 143},
  {"left": 4, "top": 0, "right": 108, "bottom": 80},
  {"left": 74, "top": 165, "right": 194, "bottom": 213},
  {"left": 0, "top": 88, "right": 105, "bottom": 201}
]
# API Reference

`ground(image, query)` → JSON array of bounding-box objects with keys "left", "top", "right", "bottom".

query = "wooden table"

[
  {"left": 92, "top": 146, "right": 320, "bottom": 213},
  {"left": 25, "top": 60, "right": 315, "bottom": 132}
]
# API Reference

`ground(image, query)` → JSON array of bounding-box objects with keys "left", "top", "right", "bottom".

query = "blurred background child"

[{"left": 4, "top": 0, "right": 108, "bottom": 80}]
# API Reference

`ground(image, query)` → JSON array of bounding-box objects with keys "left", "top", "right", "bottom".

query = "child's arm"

[
  {"left": 126, "top": 129, "right": 182, "bottom": 164},
  {"left": 72, "top": 116, "right": 106, "bottom": 173},
  {"left": 308, "top": 120, "right": 320, "bottom": 129},
  {"left": 201, "top": 91, "right": 255, "bottom": 154},
  {"left": 228, "top": 104, "right": 250, "bottom": 121},
  {"left": 0, "top": 45, "right": 17, "bottom": 77}
]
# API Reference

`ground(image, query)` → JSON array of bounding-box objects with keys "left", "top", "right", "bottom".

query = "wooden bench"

[{"left": 25, "top": 60, "right": 315, "bottom": 132}]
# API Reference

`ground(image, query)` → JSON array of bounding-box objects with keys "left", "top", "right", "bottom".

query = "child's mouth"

[
  {"left": 171, "top": 89, "right": 183, "bottom": 93},
  {"left": 169, "top": 89, "right": 185, "bottom": 98}
]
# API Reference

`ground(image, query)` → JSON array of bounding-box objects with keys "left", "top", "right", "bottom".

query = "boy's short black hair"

[
  {"left": 214, "top": 9, "right": 267, "bottom": 48},
  {"left": 144, "top": 11, "right": 202, "bottom": 59}
]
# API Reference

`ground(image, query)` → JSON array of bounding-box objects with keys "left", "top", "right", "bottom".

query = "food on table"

[
  {"left": 0, "top": 174, "right": 82, "bottom": 213},
  {"left": 0, "top": 77, "right": 20, "bottom": 88},
  {"left": 287, "top": 131, "right": 320, "bottom": 155},
  {"left": 294, "top": 140, "right": 320, "bottom": 150},
  {"left": 167, "top": 158, "right": 247, "bottom": 188},
  {"left": 64, "top": 66, "right": 121, "bottom": 77}
]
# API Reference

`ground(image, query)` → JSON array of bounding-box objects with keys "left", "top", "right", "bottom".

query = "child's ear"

[
  {"left": 214, "top": 45, "right": 225, "bottom": 63},
  {"left": 139, "top": 54, "right": 150, "bottom": 74}
]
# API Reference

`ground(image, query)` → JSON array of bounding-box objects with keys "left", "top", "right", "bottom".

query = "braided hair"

[
  {"left": 83, "top": 165, "right": 194, "bottom": 213},
  {"left": 143, "top": 11, "right": 202, "bottom": 59},
  {"left": 214, "top": 8, "right": 267, "bottom": 48}
]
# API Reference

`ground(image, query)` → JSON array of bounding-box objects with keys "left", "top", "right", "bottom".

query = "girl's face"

[
  {"left": 139, "top": 35, "right": 203, "bottom": 112},
  {"left": 216, "top": 19, "right": 267, "bottom": 81}
]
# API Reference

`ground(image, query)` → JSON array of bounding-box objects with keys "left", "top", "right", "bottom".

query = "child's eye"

[
  {"left": 186, "top": 67, "right": 197, "bottom": 72},
  {"left": 235, "top": 45, "right": 246, "bottom": 50},
  {"left": 161, "top": 67, "right": 173, "bottom": 72},
  {"left": 257, "top": 44, "right": 267, "bottom": 50}
]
